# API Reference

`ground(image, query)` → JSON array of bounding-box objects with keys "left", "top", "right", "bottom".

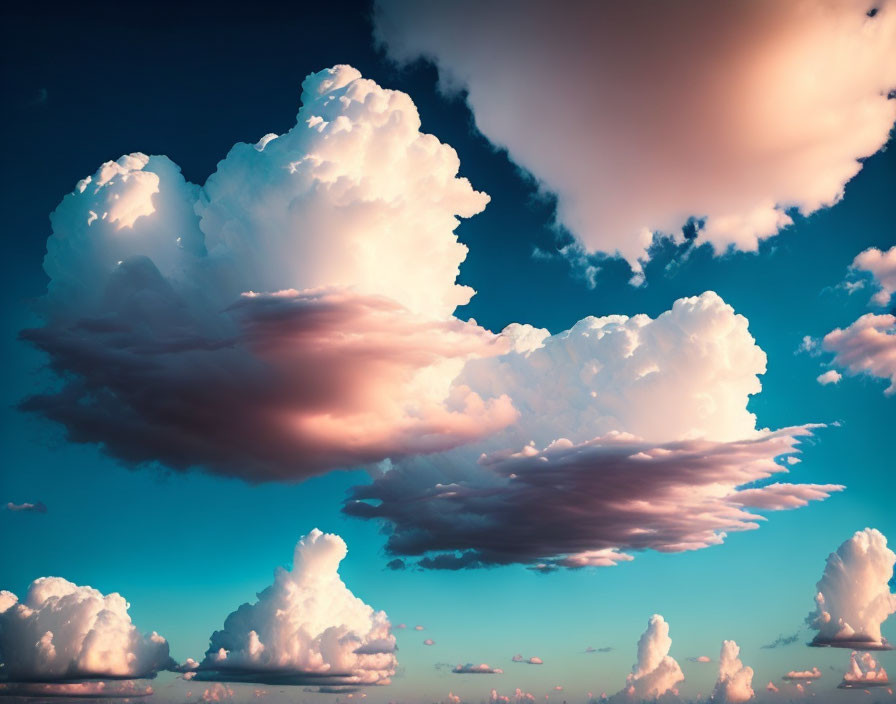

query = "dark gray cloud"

[{"left": 761, "top": 633, "right": 800, "bottom": 649}]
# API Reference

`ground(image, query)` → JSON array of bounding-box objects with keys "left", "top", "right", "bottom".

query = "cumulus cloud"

[
  {"left": 511, "top": 655, "right": 542, "bottom": 665},
  {"left": 424, "top": 640, "right": 435, "bottom": 646},
  {"left": 452, "top": 664, "right": 503, "bottom": 675},
  {"left": 822, "top": 314, "right": 896, "bottom": 395},
  {"left": 783, "top": 668, "right": 822, "bottom": 682},
  {"left": 4, "top": 501, "right": 46, "bottom": 513},
  {"left": 21, "top": 65, "right": 516, "bottom": 482},
  {"left": 490, "top": 688, "right": 535, "bottom": 704},
  {"left": 766, "top": 682, "right": 778, "bottom": 694},
  {"left": 345, "top": 293, "right": 840, "bottom": 570},
  {"left": 838, "top": 652, "right": 890, "bottom": 689},
  {"left": 196, "top": 529, "right": 396, "bottom": 688},
  {"left": 816, "top": 370, "right": 843, "bottom": 386},
  {"left": 0, "top": 577, "right": 173, "bottom": 681},
  {"left": 711, "top": 641, "right": 754, "bottom": 703},
  {"left": 619, "top": 615, "right": 684, "bottom": 700},
  {"left": 808, "top": 528, "right": 896, "bottom": 650},
  {"left": 375, "top": 0, "right": 896, "bottom": 279},
  {"left": 852, "top": 246, "right": 896, "bottom": 307}
]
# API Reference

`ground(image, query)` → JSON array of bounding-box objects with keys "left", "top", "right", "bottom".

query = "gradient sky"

[{"left": 1, "top": 3, "right": 894, "bottom": 704}]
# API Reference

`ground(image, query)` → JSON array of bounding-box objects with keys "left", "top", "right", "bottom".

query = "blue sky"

[{"left": 0, "top": 3, "right": 894, "bottom": 704}]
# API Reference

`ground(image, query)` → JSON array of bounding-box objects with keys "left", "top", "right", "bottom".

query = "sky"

[{"left": 0, "top": 2, "right": 895, "bottom": 704}]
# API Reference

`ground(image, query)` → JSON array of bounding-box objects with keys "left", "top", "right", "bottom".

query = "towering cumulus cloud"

[
  {"left": 0, "top": 577, "right": 173, "bottom": 681},
  {"left": 197, "top": 529, "right": 396, "bottom": 689},
  {"left": 808, "top": 528, "right": 896, "bottom": 650},
  {"left": 375, "top": 0, "right": 896, "bottom": 279},
  {"left": 345, "top": 292, "right": 842, "bottom": 570},
  {"left": 619, "top": 615, "right": 683, "bottom": 700},
  {"left": 711, "top": 641, "right": 754, "bottom": 703},
  {"left": 22, "top": 65, "right": 515, "bottom": 480}
]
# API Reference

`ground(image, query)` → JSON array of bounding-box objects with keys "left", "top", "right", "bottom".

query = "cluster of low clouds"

[
  {"left": 0, "top": 529, "right": 395, "bottom": 697},
  {"left": 374, "top": 0, "right": 896, "bottom": 281},
  {"left": 20, "top": 65, "right": 844, "bottom": 574}
]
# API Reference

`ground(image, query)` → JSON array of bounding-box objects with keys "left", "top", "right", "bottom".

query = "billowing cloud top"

[
  {"left": 375, "top": 0, "right": 896, "bottom": 278},
  {"left": 711, "top": 641, "right": 754, "bottom": 703},
  {"left": 621, "top": 615, "right": 684, "bottom": 700},
  {"left": 346, "top": 292, "right": 841, "bottom": 570},
  {"left": 852, "top": 246, "right": 896, "bottom": 307},
  {"left": 23, "top": 65, "right": 514, "bottom": 481},
  {"left": 838, "top": 651, "right": 890, "bottom": 689},
  {"left": 198, "top": 529, "right": 396, "bottom": 687},
  {"left": 0, "top": 577, "right": 173, "bottom": 681},
  {"left": 808, "top": 528, "right": 896, "bottom": 649}
]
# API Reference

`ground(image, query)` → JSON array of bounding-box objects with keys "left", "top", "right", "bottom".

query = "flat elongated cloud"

[
  {"left": 452, "top": 664, "right": 503, "bottom": 675},
  {"left": 511, "top": 655, "right": 542, "bottom": 665},
  {"left": 822, "top": 314, "right": 896, "bottom": 396},
  {"left": 620, "top": 615, "right": 683, "bottom": 700},
  {"left": 838, "top": 652, "right": 890, "bottom": 689},
  {"left": 0, "top": 578, "right": 173, "bottom": 681},
  {"left": 197, "top": 529, "right": 396, "bottom": 688},
  {"left": 0, "top": 680, "right": 153, "bottom": 699},
  {"left": 783, "top": 668, "right": 822, "bottom": 682},
  {"left": 4, "top": 501, "right": 46, "bottom": 513},
  {"left": 852, "top": 246, "right": 896, "bottom": 307},
  {"left": 345, "top": 293, "right": 840, "bottom": 570},
  {"left": 375, "top": 0, "right": 896, "bottom": 279},
  {"left": 711, "top": 641, "right": 754, "bottom": 703},
  {"left": 21, "top": 65, "right": 515, "bottom": 481},
  {"left": 808, "top": 528, "right": 896, "bottom": 650}
]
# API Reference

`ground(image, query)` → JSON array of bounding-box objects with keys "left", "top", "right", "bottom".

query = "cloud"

[
  {"left": 783, "top": 668, "right": 822, "bottom": 682},
  {"left": 838, "top": 652, "right": 890, "bottom": 689},
  {"left": 852, "top": 246, "right": 896, "bottom": 307},
  {"left": 0, "top": 680, "right": 153, "bottom": 698},
  {"left": 0, "top": 577, "right": 173, "bottom": 681},
  {"left": 196, "top": 529, "right": 396, "bottom": 688},
  {"left": 822, "top": 314, "right": 896, "bottom": 395},
  {"left": 345, "top": 292, "right": 839, "bottom": 570},
  {"left": 766, "top": 683, "right": 778, "bottom": 694},
  {"left": 816, "top": 370, "right": 843, "bottom": 386},
  {"left": 21, "top": 65, "right": 514, "bottom": 482},
  {"left": 761, "top": 634, "right": 800, "bottom": 650},
  {"left": 620, "top": 615, "right": 684, "bottom": 700},
  {"left": 511, "top": 655, "right": 542, "bottom": 665},
  {"left": 424, "top": 640, "right": 435, "bottom": 646},
  {"left": 586, "top": 647, "right": 613, "bottom": 654},
  {"left": 4, "top": 501, "right": 46, "bottom": 513},
  {"left": 375, "top": 0, "right": 896, "bottom": 278},
  {"left": 808, "top": 528, "right": 896, "bottom": 650},
  {"left": 689, "top": 657, "right": 712, "bottom": 664},
  {"left": 711, "top": 641, "right": 754, "bottom": 703},
  {"left": 452, "top": 664, "right": 503, "bottom": 675},
  {"left": 490, "top": 688, "right": 535, "bottom": 704},
  {"left": 415, "top": 626, "right": 425, "bottom": 631}
]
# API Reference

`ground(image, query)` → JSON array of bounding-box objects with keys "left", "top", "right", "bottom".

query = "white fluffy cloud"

[
  {"left": 822, "top": 314, "right": 896, "bottom": 395},
  {"left": 782, "top": 667, "right": 822, "bottom": 682},
  {"left": 375, "top": 0, "right": 896, "bottom": 278},
  {"left": 816, "top": 370, "right": 842, "bottom": 386},
  {"left": 839, "top": 651, "right": 890, "bottom": 689},
  {"left": 490, "top": 688, "right": 535, "bottom": 704},
  {"left": 620, "top": 615, "right": 684, "bottom": 700},
  {"left": 197, "top": 529, "right": 396, "bottom": 688},
  {"left": 852, "top": 246, "right": 896, "bottom": 307},
  {"left": 0, "top": 577, "right": 172, "bottom": 681},
  {"left": 23, "top": 65, "right": 515, "bottom": 480},
  {"left": 808, "top": 528, "right": 896, "bottom": 650},
  {"left": 711, "top": 641, "right": 754, "bottom": 703},
  {"left": 345, "top": 292, "right": 841, "bottom": 569}
]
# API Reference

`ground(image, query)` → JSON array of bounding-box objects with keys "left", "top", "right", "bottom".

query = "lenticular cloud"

[
  {"left": 197, "top": 529, "right": 396, "bottom": 689},
  {"left": 345, "top": 293, "right": 842, "bottom": 570},
  {"left": 22, "top": 65, "right": 512, "bottom": 481},
  {"left": 0, "top": 577, "right": 173, "bottom": 682},
  {"left": 808, "top": 528, "right": 896, "bottom": 650},
  {"left": 375, "top": 0, "right": 896, "bottom": 279}
]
